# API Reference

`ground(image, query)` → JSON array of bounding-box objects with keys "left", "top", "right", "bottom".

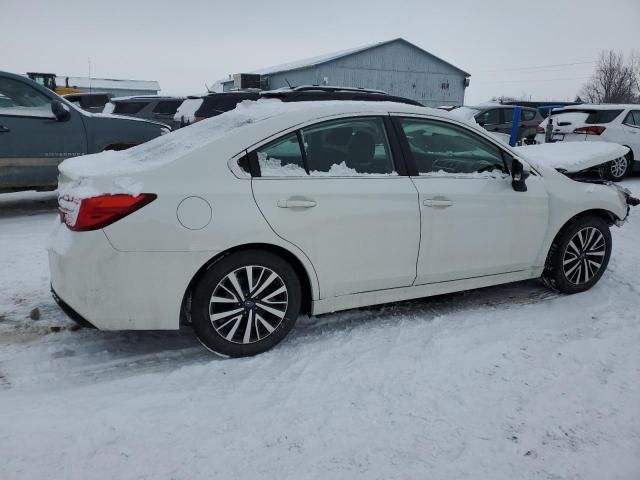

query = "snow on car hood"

[
  {"left": 514, "top": 142, "right": 630, "bottom": 173},
  {"left": 57, "top": 99, "right": 313, "bottom": 198}
]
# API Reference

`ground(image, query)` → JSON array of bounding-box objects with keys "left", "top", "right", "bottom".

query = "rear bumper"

[
  {"left": 51, "top": 288, "right": 96, "bottom": 328},
  {"left": 48, "top": 221, "right": 216, "bottom": 330}
]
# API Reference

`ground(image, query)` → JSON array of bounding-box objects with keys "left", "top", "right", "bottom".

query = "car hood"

[
  {"left": 514, "top": 142, "right": 630, "bottom": 173},
  {"left": 89, "top": 112, "right": 169, "bottom": 128}
]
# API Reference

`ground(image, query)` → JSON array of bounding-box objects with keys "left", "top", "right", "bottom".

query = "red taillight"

[
  {"left": 574, "top": 126, "right": 606, "bottom": 135},
  {"left": 194, "top": 116, "right": 206, "bottom": 122},
  {"left": 60, "top": 194, "right": 156, "bottom": 231},
  {"left": 536, "top": 125, "right": 545, "bottom": 134}
]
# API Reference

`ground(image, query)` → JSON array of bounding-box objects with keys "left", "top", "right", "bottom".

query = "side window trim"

[{"left": 391, "top": 115, "right": 511, "bottom": 177}]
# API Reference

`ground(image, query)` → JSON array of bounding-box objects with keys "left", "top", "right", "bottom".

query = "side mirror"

[
  {"left": 51, "top": 100, "right": 70, "bottom": 121},
  {"left": 511, "top": 158, "right": 530, "bottom": 192},
  {"left": 477, "top": 120, "right": 486, "bottom": 126}
]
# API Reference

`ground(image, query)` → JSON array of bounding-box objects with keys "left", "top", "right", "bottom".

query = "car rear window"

[
  {"left": 197, "top": 94, "right": 260, "bottom": 117},
  {"left": 152, "top": 100, "right": 183, "bottom": 115},
  {"left": 552, "top": 109, "right": 623, "bottom": 124},
  {"left": 113, "top": 101, "right": 147, "bottom": 114},
  {"left": 84, "top": 95, "right": 110, "bottom": 108},
  {"left": 521, "top": 110, "right": 537, "bottom": 121}
]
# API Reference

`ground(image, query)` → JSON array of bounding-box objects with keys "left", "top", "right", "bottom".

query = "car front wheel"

[
  {"left": 191, "top": 250, "right": 302, "bottom": 357},
  {"left": 541, "top": 215, "right": 612, "bottom": 294},
  {"left": 603, "top": 154, "right": 631, "bottom": 182}
]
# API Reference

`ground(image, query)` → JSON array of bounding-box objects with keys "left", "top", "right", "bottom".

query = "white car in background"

[
  {"left": 537, "top": 105, "right": 640, "bottom": 181},
  {"left": 49, "top": 100, "right": 637, "bottom": 357}
]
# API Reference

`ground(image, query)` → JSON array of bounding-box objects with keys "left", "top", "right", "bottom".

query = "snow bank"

[{"left": 515, "top": 142, "right": 629, "bottom": 172}]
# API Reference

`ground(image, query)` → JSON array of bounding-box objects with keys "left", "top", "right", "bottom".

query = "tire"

[
  {"left": 191, "top": 250, "right": 302, "bottom": 357},
  {"left": 603, "top": 154, "right": 631, "bottom": 182},
  {"left": 541, "top": 215, "right": 612, "bottom": 294}
]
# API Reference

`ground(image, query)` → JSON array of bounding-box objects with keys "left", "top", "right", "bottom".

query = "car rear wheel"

[
  {"left": 541, "top": 215, "right": 612, "bottom": 294},
  {"left": 191, "top": 250, "right": 301, "bottom": 357},
  {"left": 603, "top": 154, "right": 631, "bottom": 182}
]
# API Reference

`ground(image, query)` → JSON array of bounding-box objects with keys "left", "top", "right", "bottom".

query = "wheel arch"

[
  {"left": 180, "top": 243, "right": 316, "bottom": 325},
  {"left": 557, "top": 209, "right": 618, "bottom": 234},
  {"left": 622, "top": 145, "right": 634, "bottom": 161}
]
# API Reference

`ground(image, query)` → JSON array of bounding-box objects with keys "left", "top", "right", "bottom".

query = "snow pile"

[{"left": 515, "top": 142, "right": 629, "bottom": 172}]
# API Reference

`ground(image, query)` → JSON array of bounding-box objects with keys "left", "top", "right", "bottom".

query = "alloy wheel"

[
  {"left": 562, "top": 227, "right": 606, "bottom": 285},
  {"left": 209, "top": 265, "right": 289, "bottom": 344},
  {"left": 610, "top": 156, "right": 628, "bottom": 179}
]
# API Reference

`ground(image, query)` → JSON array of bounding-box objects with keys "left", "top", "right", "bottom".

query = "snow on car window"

[
  {"left": 309, "top": 162, "right": 397, "bottom": 177},
  {"left": 258, "top": 153, "right": 307, "bottom": 177}
]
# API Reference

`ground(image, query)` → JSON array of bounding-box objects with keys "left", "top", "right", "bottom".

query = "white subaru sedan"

[{"left": 49, "top": 100, "right": 637, "bottom": 357}]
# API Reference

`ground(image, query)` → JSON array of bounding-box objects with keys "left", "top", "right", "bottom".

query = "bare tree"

[{"left": 580, "top": 50, "right": 639, "bottom": 104}]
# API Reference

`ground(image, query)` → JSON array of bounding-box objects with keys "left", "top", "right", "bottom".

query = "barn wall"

[{"left": 265, "top": 41, "right": 468, "bottom": 107}]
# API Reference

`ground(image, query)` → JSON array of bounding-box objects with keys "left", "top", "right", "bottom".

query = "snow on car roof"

[
  {"left": 58, "top": 99, "right": 432, "bottom": 197},
  {"left": 553, "top": 104, "right": 636, "bottom": 111}
]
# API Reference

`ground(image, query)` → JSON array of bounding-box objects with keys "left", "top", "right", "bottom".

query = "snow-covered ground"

[{"left": 1, "top": 183, "right": 639, "bottom": 480}]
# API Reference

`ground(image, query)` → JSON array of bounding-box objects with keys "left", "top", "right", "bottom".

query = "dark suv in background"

[
  {"left": 472, "top": 105, "right": 543, "bottom": 142},
  {"left": 63, "top": 92, "right": 113, "bottom": 113},
  {"left": 105, "top": 96, "right": 185, "bottom": 128},
  {"left": 174, "top": 86, "right": 422, "bottom": 127}
]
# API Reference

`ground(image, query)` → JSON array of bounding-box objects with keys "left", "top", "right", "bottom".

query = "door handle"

[
  {"left": 423, "top": 199, "right": 453, "bottom": 208},
  {"left": 0, "top": 125, "right": 10, "bottom": 133},
  {"left": 277, "top": 199, "right": 317, "bottom": 208}
]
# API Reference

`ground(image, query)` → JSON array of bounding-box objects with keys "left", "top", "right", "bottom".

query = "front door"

[
  {"left": 0, "top": 75, "right": 86, "bottom": 191},
  {"left": 251, "top": 116, "right": 421, "bottom": 299},
  {"left": 393, "top": 116, "right": 549, "bottom": 284}
]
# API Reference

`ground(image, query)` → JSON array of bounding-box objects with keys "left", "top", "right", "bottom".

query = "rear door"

[
  {"left": 251, "top": 116, "right": 421, "bottom": 299},
  {"left": 0, "top": 76, "right": 86, "bottom": 191}
]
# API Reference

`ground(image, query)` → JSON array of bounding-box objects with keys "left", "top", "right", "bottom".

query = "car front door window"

[
  {"left": 398, "top": 118, "right": 506, "bottom": 175},
  {"left": 0, "top": 77, "right": 52, "bottom": 117}
]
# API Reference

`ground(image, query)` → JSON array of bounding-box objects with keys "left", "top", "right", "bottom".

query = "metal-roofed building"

[
  {"left": 220, "top": 38, "right": 470, "bottom": 107},
  {"left": 55, "top": 76, "right": 161, "bottom": 97}
]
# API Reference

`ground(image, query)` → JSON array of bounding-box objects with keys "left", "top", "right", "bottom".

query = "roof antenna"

[
  {"left": 285, "top": 78, "right": 293, "bottom": 89},
  {"left": 204, "top": 82, "right": 211, "bottom": 92}
]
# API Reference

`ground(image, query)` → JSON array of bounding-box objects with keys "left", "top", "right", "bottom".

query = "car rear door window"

[
  {"left": 113, "top": 101, "right": 147, "bottom": 114},
  {"left": 501, "top": 109, "right": 514, "bottom": 124},
  {"left": 84, "top": 95, "right": 110, "bottom": 109},
  {"left": 301, "top": 117, "right": 396, "bottom": 175},
  {"left": 152, "top": 100, "right": 183, "bottom": 115},
  {"left": 398, "top": 118, "right": 506, "bottom": 175},
  {"left": 256, "top": 133, "right": 307, "bottom": 177},
  {"left": 476, "top": 109, "right": 499, "bottom": 125},
  {"left": 624, "top": 111, "right": 640, "bottom": 127}
]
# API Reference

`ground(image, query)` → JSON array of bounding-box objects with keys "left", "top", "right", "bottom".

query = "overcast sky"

[{"left": 2, "top": 0, "right": 638, "bottom": 104}]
